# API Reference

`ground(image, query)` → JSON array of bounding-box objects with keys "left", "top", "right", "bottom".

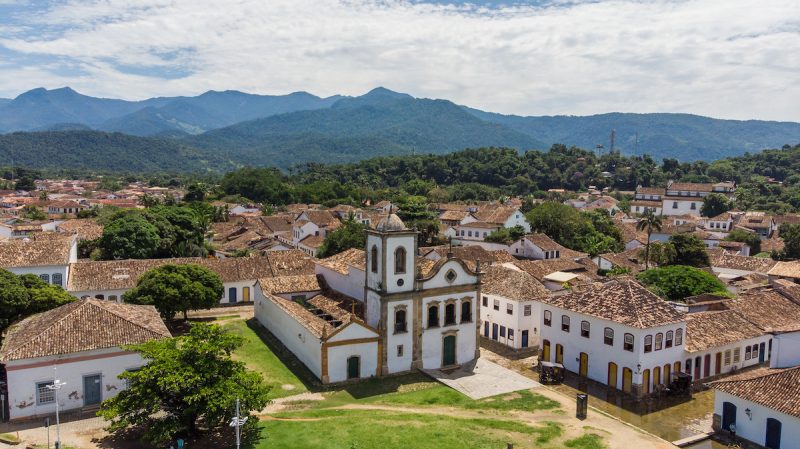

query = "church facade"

[{"left": 254, "top": 213, "right": 481, "bottom": 383}]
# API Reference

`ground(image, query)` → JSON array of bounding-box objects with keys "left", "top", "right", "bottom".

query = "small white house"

[
  {"left": 540, "top": 278, "right": 687, "bottom": 397},
  {"left": 0, "top": 299, "right": 171, "bottom": 421},
  {"left": 711, "top": 366, "right": 800, "bottom": 449},
  {"left": 509, "top": 233, "right": 574, "bottom": 260},
  {"left": 479, "top": 264, "right": 549, "bottom": 349},
  {"left": 0, "top": 234, "right": 78, "bottom": 287}
]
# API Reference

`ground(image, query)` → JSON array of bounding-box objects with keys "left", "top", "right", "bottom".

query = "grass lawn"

[
  {"left": 254, "top": 409, "right": 561, "bottom": 449},
  {"left": 224, "top": 319, "right": 308, "bottom": 398},
  {"left": 365, "top": 383, "right": 559, "bottom": 412},
  {"left": 564, "top": 433, "right": 607, "bottom": 449}
]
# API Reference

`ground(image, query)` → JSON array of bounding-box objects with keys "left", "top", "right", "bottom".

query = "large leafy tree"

[
  {"left": 637, "top": 265, "right": 728, "bottom": 301},
  {"left": 100, "top": 213, "right": 162, "bottom": 260},
  {"left": 668, "top": 233, "right": 710, "bottom": 267},
  {"left": 701, "top": 193, "right": 732, "bottom": 217},
  {"left": 775, "top": 223, "right": 800, "bottom": 260},
  {"left": 485, "top": 225, "right": 526, "bottom": 245},
  {"left": 636, "top": 210, "right": 663, "bottom": 270},
  {"left": 123, "top": 264, "right": 223, "bottom": 321},
  {"left": 0, "top": 270, "right": 75, "bottom": 332},
  {"left": 100, "top": 324, "right": 271, "bottom": 444},
  {"left": 317, "top": 214, "right": 366, "bottom": 258},
  {"left": 395, "top": 195, "right": 440, "bottom": 245}
]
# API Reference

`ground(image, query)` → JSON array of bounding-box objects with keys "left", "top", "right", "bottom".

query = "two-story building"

[
  {"left": 631, "top": 187, "right": 664, "bottom": 216},
  {"left": 480, "top": 264, "right": 549, "bottom": 350},
  {"left": 661, "top": 181, "right": 735, "bottom": 217},
  {"left": 539, "top": 278, "right": 686, "bottom": 397}
]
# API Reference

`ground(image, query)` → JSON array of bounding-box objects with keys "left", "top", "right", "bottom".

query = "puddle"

[{"left": 550, "top": 372, "right": 726, "bottom": 449}]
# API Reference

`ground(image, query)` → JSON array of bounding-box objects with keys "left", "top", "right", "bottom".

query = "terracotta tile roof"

[
  {"left": 298, "top": 234, "right": 326, "bottom": 249},
  {"left": 709, "top": 211, "right": 735, "bottom": 221},
  {"left": 684, "top": 310, "right": 763, "bottom": 353},
  {"left": 258, "top": 275, "right": 321, "bottom": 295},
  {"left": 68, "top": 256, "right": 275, "bottom": 291},
  {"left": 728, "top": 288, "right": 800, "bottom": 332},
  {"left": 301, "top": 210, "right": 339, "bottom": 227},
  {"left": 472, "top": 204, "right": 519, "bottom": 225},
  {"left": 259, "top": 215, "right": 294, "bottom": 233},
  {"left": 56, "top": 219, "right": 104, "bottom": 241},
  {"left": 630, "top": 200, "right": 663, "bottom": 208},
  {"left": 439, "top": 210, "right": 470, "bottom": 221},
  {"left": 481, "top": 265, "right": 549, "bottom": 301},
  {"left": 317, "top": 248, "right": 366, "bottom": 275},
  {"left": 0, "top": 299, "right": 170, "bottom": 361},
  {"left": 459, "top": 221, "right": 500, "bottom": 229},
  {"left": 618, "top": 221, "right": 648, "bottom": 244},
  {"left": 710, "top": 252, "right": 778, "bottom": 273},
  {"left": 710, "top": 366, "right": 800, "bottom": 419},
  {"left": 768, "top": 261, "right": 800, "bottom": 279},
  {"left": 0, "top": 234, "right": 75, "bottom": 267},
  {"left": 636, "top": 187, "right": 665, "bottom": 195},
  {"left": 513, "top": 258, "right": 588, "bottom": 281},
  {"left": 668, "top": 182, "right": 714, "bottom": 192},
  {"left": 760, "top": 236, "right": 784, "bottom": 253},
  {"left": 544, "top": 278, "right": 685, "bottom": 329},
  {"left": 522, "top": 233, "right": 563, "bottom": 251},
  {"left": 599, "top": 249, "right": 645, "bottom": 273},
  {"left": 774, "top": 214, "right": 800, "bottom": 226},
  {"left": 267, "top": 249, "right": 316, "bottom": 276},
  {"left": 260, "top": 291, "right": 333, "bottom": 338}
]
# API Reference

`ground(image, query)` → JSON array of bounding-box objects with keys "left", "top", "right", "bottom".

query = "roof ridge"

[
  {"left": 4, "top": 299, "right": 87, "bottom": 358},
  {"left": 711, "top": 365, "right": 800, "bottom": 385},
  {"left": 85, "top": 299, "right": 168, "bottom": 336}
]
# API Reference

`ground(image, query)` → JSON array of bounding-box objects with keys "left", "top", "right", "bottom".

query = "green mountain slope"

[
  {"left": 0, "top": 131, "right": 234, "bottom": 172},
  {"left": 465, "top": 108, "right": 800, "bottom": 161}
]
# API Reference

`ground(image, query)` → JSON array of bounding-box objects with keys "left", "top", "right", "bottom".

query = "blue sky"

[{"left": 0, "top": 0, "right": 798, "bottom": 121}]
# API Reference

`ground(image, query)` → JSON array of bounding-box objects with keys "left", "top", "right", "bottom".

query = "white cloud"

[{"left": 0, "top": 0, "right": 798, "bottom": 121}]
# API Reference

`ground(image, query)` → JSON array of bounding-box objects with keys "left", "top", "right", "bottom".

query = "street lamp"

[
  {"left": 45, "top": 367, "right": 66, "bottom": 449},
  {"left": 229, "top": 398, "right": 248, "bottom": 449}
]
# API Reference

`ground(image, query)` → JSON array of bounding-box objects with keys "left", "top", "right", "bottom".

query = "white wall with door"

[
  {"left": 714, "top": 390, "right": 800, "bottom": 449},
  {"left": 4, "top": 348, "right": 144, "bottom": 420}
]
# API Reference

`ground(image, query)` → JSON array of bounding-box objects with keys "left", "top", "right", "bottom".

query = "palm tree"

[{"left": 637, "top": 209, "right": 663, "bottom": 270}]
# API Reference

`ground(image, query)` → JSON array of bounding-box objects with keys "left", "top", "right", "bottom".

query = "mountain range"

[{"left": 0, "top": 86, "right": 799, "bottom": 172}]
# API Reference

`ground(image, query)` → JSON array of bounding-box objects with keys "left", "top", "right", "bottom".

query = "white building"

[
  {"left": 454, "top": 204, "right": 530, "bottom": 242},
  {"left": 0, "top": 234, "right": 78, "bottom": 287},
  {"left": 630, "top": 187, "right": 664, "bottom": 216},
  {"left": 480, "top": 264, "right": 549, "bottom": 349},
  {"left": 711, "top": 366, "right": 800, "bottom": 449},
  {"left": 539, "top": 278, "right": 687, "bottom": 397},
  {"left": 509, "top": 233, "right": 578, "bottom": 260},
  {"left": 255, "top": 213, "right": 481, "bottom": 383},
  {"left": 661, "top": 181, "right": 735, "bottom": 217},
  {"left": 683, "top": 310, "right": 771, "bottom": 381},
  {"left": 66, "top": 252, "right": 313, "bottom": 304},
  {"left": 0, "top": 299, "right": 171, "bottom": 421}
]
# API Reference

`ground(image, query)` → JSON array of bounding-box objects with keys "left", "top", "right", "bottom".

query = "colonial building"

[
  {"left": 0, "top": 299, "right": 171, "bottom": 421},
  {"left": 480, "top": 264, "right": 549, "bottom": 349},
  {"left": 662, "top": 181, "right": 735, "bottom": 217},
  {"left": 509, "top": 233, "right": 581, "bottom": 260},
  {"left": 255, "top": 213, "right": 481, "bottom": 383},
  {"left": 711, "top": 366, "right": 800, "bottom": 449},
  {"left": 539, "top": 278, "right": 686, "bottom": 397}
]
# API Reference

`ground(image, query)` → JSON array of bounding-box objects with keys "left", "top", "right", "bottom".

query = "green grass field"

[
  {"left": 224, "top": 320, "right": 308, "bottom": 398},
  {"left": 225, "top": 319, "right": 604, "bottom": 449}
]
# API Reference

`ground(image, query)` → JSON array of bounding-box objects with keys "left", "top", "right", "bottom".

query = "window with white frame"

[
  {"left": 752, "top": 344, "right": 759, "bottom": 359},
  {"left": 506, "top": 303, "right": 513, "bottom": 315},
  {"left": 724, "top": 350, "right": 731, "bottom": 365},
  {"left": 36, "top": 381, "right": 55, "bottom": 405},
  {"left": 604, "top": 327, "right": 614, "bottom": 346},
  {"left": 482, "top": 296, "right": 488, "bottom": 307},
  {"left": 580, "top": 320, "right": 590, "bottom": 338},
  {"left": 733, "top": 348, "right": 741, "bottom": 363},
  {"left": 544, "top": 310, "right": 552, "bottom": 326},
  {"left": 675, "top": 328, "right": 683, "bottom": 345},
  {"left": 624, "top": 333, "right": 634, "bottom": 352},
  {"left": 745, "top": 346, "right": 752, "bottom": 360},
  {"left": 655, "top": 333, "right": 663, "bottom": 351},
  {"left": 493, "top": 299, "right": 500, "bottom": 311},
  {"left": 523, "top": 305, "right": 532, "bottom": 316},
  {"left": 644, "top": 335, "right": 653, "bottom": 353},
  {"left": 561, "top": 315, "right": 570, "bottom": 332},
  {"left": 665, "top": 331, "right": 674, "bottom": 348}
]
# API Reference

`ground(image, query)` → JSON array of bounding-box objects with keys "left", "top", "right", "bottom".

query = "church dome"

[{"left": 376, "top": 213, "right": 407, "bottom": 232}]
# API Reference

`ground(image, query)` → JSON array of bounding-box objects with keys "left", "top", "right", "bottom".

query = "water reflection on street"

[{"left": 550, "top": 372, "right": 726, "bottom": 449}]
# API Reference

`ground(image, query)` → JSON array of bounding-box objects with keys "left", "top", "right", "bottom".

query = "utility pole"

[
  {"left": 46, "top": 367, "right": 65, "bottom": 449},
  {"left": 229, "top": 398, "right": 248, "bottom": 449}
]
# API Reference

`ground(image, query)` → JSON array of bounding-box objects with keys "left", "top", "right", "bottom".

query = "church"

[{"left": 254, "top": 213, "right": 481, "bottom": 383}]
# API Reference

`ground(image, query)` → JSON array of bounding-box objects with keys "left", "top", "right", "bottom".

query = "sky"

[{"left": 0, "top": 0, "right": 798, "bottom": 121}]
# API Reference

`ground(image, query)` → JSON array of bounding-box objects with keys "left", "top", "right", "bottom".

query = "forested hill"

[
  {"left": 184, "top": 89, "right": 544, "bottom": 167},
  {"left": 0, "top": 131, "right": 235, "bottom": 173},
  {"left": 465, "top": 108, "right": 800, "bottom": 161}
]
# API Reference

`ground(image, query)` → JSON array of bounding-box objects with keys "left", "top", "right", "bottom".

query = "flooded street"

[{"left": 550, "top": 372, "right": 726, "bottom": 449}]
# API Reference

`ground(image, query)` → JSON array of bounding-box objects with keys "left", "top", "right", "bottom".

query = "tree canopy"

[
  {"left": 0, "top": 270, "right": 75, "bottom": 332},
  {"left": 775, "top": 223, "right": 800, "bottom": 260},
  {"left": 123, "top": 264, "right": 223, "bottom": 321},
  {"left": 317, "top": 214, "right": 367, "bottom": 258},
  {"left": 668, "top": 234, "right": 710, "bottom": 267},
  {"left": 725, "top": 229, "right": 762, "bottom": 254},
  {"left": 485, "top": 225, "right": 526, "bottom": 245},
  {"left": 701, "top": 193, "right": 732, "bottom": 217},
  {"left": 99, "top": 323, "right": 270, "bottom": 444},
  {"left": 636, "top": 265, "right": 729, "bottom": 301},
  {"left": 525, "top": 203, "right": 623, "bottom": 254}
]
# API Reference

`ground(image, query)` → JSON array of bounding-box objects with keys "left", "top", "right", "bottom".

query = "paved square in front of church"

[{"left": 423, "top": 357, "right": 541, "bottom": 399}]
